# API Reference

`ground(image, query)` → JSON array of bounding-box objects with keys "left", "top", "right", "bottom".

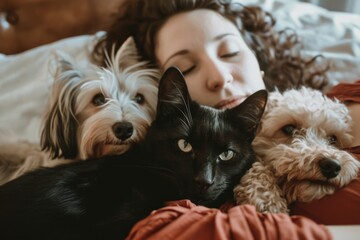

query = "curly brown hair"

[{"left": 93, "top": 0, "right": 329, "bottom": 91}]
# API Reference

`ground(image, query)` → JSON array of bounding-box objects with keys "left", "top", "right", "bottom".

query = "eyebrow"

[
  {"left": 163, "top": 49, "right": 189, "bottom": 67},
  {"left": 214, "top": 33, "right": 235, "bottom": 41},
  {"left": 163, "top": 33, "right": 236, "bottom": 67}
]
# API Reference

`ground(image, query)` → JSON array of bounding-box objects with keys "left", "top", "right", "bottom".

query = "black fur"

[
  {"left": 0, "top": 67, "right": 267, "bottom": 239},
  {"left": 0, "top": 150, "right": 180, "bottom": 240},
  {"left": 148, "top": 67, "right": 268, "bottom": 207}
]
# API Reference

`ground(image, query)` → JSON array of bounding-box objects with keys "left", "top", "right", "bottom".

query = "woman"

[
  {"left": 94, "top": 0, "right": 330, "bottom": 93},
  {"left": 93, "top": 0, "right": 360, "bottom": 238}
]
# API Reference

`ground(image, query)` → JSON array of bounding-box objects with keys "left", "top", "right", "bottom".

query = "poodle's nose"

[
  {"left": 112, "top": 122, "right": 133, "bottom": 140},
  {"left": 318, "top": 158, "right": 341, "bottom": 179}
]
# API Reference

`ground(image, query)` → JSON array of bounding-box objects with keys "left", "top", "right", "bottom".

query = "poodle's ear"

[{"left": 41, "top": 52, "right": 80, "bottom": 159}]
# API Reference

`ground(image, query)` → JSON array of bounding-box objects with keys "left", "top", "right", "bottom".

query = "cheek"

[
  {"left": 244, "top": 71, "right": 265, "bottom": 89},
  {"left": 184, "top": 77, "right": 204, "bottom": 103},
  {"left": 235, "top": 58, "right": 265, "bottom": 89}
]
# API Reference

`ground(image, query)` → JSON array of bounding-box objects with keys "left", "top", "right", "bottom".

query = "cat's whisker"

[
  {"left": 175, "top": 106, "right": 192, "bottom": 130},
  {"left": 181, "top": 94, "right": 192, "bottom": 128},
  {"left": 173, "top": 82, "right": 193, "bottom": 128},
  {"left": 179, "top": 118, "right": 191, "bottom": 132}
]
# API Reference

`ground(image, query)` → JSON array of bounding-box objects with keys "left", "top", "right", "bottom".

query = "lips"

[{"left": 215, "top": 96, "right": 247, "bottom": 110}]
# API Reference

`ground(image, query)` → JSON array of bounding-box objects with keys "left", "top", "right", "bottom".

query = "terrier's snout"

[
  {"left": 112, "top": 122, "right": 133, "bottom": 140},
  {"left": 318, "top": 158, "right": 341, "bottom": 179}
]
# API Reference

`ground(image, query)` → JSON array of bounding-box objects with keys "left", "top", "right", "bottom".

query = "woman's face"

[{"left": 155, "top": 9, "right": 265, "bottom": 109}]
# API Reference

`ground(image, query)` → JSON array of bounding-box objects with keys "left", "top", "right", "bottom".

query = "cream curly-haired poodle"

[{"left": 233, "top": 87, "right": 360, "bottom": 213}]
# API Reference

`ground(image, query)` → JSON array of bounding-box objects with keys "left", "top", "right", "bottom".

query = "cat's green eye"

[
  {"left": 219, "top": 150, "right": 235, "bottom": 161},
  {"left": 177, "top": 139, "right": 192, "bottom": 152}
]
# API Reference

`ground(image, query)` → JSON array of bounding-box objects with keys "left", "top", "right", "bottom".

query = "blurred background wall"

[{"left": 300, "top": 0, "right": 360, "bottom": 13}]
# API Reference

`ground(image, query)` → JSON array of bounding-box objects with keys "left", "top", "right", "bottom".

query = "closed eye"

[
  {"left": 221, "top": 51, "right": 239, "bottom": 58},
  {"left": 181, "top": 66, "right": 196, "bottom": 76}
]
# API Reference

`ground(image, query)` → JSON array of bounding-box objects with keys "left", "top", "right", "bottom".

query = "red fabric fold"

[
  {"left": 126, "top": 200, "right": 331, "bottom": 240},
  {"left": 326, "top": 80, "right": 360, "bottom": 103}
]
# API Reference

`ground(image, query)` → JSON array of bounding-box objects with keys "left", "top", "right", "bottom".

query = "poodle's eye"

[
  {"left": 92, "top": 93, "right": 107, "bottom": 106},
  {"left": 178, "top": 139, "right": 192, "bottom": 152},
  {"left": 328, "top": 135, "right": 337, "bottom": 145},
  {"left": 219, "top": 150, "right": 235, "bottom": 161},
  {"left": 134, "top": 93, "right": 145, "bottom": 104},
  {"left": 281, "top": 124, "right": 296, "bottom": 136}
]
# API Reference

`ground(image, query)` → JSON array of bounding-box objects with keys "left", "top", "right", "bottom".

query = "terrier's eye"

[
  {"left": 281, "top": 124, "right": 296, "bottom": 136},
  {"left": 328, "top": 135, "right": 337, "bottom": 145},
  {"left": 134, "top": 93, "right": 145, "bottom": 104},
  {"left": 177, "top": 139, "right": 192, "bottom": 152},
  {"left": 219, "top": 150, "right": 235, "bottom": 161},
  {"left": 92, "top": 93, "right": 107, "bottom": 106}
]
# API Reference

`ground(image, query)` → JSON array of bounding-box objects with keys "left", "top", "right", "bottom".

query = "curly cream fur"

[{"left": 234, "top": 87, "right": 360, "bottom": 213}]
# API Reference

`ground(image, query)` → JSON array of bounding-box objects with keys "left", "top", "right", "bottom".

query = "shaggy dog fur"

[
  {"left": 0, "top": 38, "right": 159, "bottom": 185},
  {"left": 233, "top": 87, "right": 360, "bottom": 213}
]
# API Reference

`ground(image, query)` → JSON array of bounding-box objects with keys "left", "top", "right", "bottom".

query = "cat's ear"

[
  {"left": 156, "top": 67, "right": 192, "bottom": 120},
  {"left": 228, "top": 89, "right": 268, "bottom": 142}
]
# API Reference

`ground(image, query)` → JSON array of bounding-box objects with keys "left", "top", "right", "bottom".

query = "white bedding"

[
  {"left": 0, "top": 34, "right": 100, "bottom": 143},
  {"left": 0, "top": 0, "right": 359, "bottom": 144}
]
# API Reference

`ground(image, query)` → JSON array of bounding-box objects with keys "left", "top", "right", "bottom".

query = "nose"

[
  {"left": 206, "top": 58, "right": 233, "bottom": 91},
  {"left": 194, "top": 163, "right": 214, "bottom": 191},
  {"left": 318, "top": 158, "right": 341, "bottom": 179},
  {"left": 112, "top": 122, "right": 133, "bottom": 141}
]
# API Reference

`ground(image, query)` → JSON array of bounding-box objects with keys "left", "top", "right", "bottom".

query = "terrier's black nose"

[
  {"left": 112, "top": 122, "right": 133, "bottom": 140},
  {"left": 318, "top": 158, "right": 341, "bottom": 179}
]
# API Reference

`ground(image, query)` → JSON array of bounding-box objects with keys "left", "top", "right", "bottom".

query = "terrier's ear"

[
  {"left": 40, "top": 101, "right": 78, "bottom": 159},
  {"left": 51, "top": 51, "right": 82, "bottom": 78},
  {"left": 109, "top": 36, "right": 141, "bottom": 70},
  {"left": 156, "top": 67, "right": 192, "bottom": 121},
  {"left": 227, "top": 89, "right": 268, "bottom": 142},
  {"left": 41, "top": 53, "right": 80, "bottom": 159}
]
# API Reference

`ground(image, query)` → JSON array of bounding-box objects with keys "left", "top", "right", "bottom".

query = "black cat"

[
  {"left": 0, "top": 67, "right": 267, "bottom": 240},
  {"left": 148, "top": 67, "right": 268, "bottom": 208}
]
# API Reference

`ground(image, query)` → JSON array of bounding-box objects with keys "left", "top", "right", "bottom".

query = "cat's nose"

[
  {"left": 318, "top": 158, "right": 341, "bottom": 179},
  {"left": 194, "top": 173, "right": 214, "bottom": 190},
  {"left": 194, "top": 178, "right": 214, "bottom": 186},
  {"left": 112, "top": 122, "right": 133, "bottom": 140}
]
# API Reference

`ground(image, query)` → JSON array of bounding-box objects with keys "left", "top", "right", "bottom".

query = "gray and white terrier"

[{"left": 0, "top": 37, "right": 160, "bottom": 185}]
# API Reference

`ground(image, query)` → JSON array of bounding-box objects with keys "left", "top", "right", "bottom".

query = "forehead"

[{"left": 155, "top": 9, "right": 240, "bottom": 60}]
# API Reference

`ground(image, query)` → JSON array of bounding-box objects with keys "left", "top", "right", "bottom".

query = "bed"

[
  {"left": 1, "top": 0, "right": 360, "bottom": 142},
  {"left": 0, "top": 0, "right": 359, "bottom": 238}
]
